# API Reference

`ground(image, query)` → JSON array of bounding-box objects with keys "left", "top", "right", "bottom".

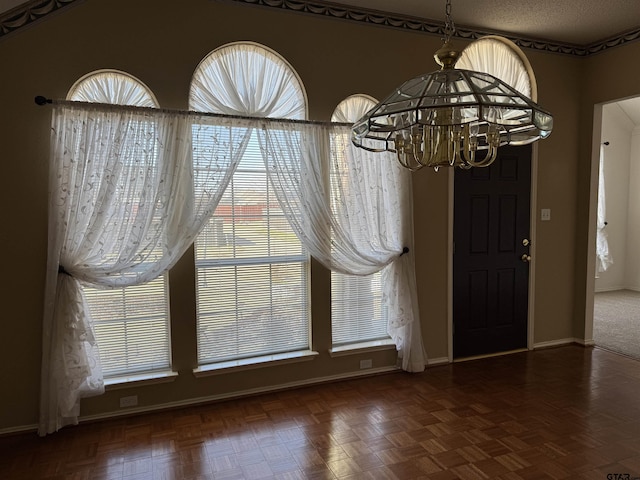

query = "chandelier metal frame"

[{"left": 351, "top": 0, "right": 553, "bottom": 171}]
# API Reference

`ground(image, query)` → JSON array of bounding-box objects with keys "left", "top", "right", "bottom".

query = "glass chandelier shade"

[{"left": 351, "top": 43, "right": 554, "bottom": 171}]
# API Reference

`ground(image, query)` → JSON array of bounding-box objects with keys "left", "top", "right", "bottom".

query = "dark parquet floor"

[{"left": 1, "top": 345, "right": 639, "bottom": 479}]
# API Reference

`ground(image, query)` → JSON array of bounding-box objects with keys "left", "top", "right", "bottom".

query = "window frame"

[
  {"left": 189, "top": 42, "right": 314, "bottom": 372},
  {"left": 67, "top": 69, "right": 175, "bottom": 384},
  {"left": 329, "top": 94, "right": 394, "bottom": 354}
]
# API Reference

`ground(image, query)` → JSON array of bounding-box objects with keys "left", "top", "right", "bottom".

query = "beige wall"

[{"left": 0, "top": 0, "right": 635, "bottom": 431}]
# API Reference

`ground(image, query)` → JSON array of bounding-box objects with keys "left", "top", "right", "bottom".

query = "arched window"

[
  {"left": 68, "top": 70, "right": 171, "bottom": 380},
  {"left": 189, "top": 42, "right": 306, "bottom": 118},
  {"left": 330, "top": 94, "right": 377, "bottom": 124},
  {"left": 329, "top": 94, "right": 393, "bottom": 350},
  {"left": 456, "top": 35, "right": 537, "bottom": 100},
  {"left": 189, "top": 43, "right": 312, "bottom": 368},
  {"left": 67, "top": 69, "right": 159, "bottom": 106}
]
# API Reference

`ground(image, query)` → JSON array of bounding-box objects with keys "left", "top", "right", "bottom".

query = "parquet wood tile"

[{"left": 2, "top": 346, "right": 640, "bottom": 479}]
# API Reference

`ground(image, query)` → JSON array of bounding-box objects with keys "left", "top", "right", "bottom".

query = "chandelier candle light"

[{"left": 351, "top": 0, "right": 553, "bottom": 171}]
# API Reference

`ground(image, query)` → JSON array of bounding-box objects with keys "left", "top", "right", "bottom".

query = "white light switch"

[{"left": 541, "top": 208, "right": 551, "bottom": 221}]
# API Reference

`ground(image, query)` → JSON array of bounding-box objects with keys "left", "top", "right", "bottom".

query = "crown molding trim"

[
  {"left": 220, "top": 0, "right": 640, "bottom": 57},
  {"left": 0, "top": 0, "right": 80, "bottom": 40},
  {"left": 1, "top": 0, "right": 638, "bottom": 56}
]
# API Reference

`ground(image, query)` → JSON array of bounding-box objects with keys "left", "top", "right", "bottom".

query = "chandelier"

[{"left": 351, "top": 0, "right": 553, "bottom": 171}]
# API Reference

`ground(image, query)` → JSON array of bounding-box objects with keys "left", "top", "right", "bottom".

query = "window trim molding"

[
  {"left": 193, "top": 349, "right": 319, "bottom": 377},
  {"left": 104, "top": 370, "right": 178, "bottom": 390},
  {"left": 66, "top": 68, "right": 159, "bottom": 106},
  {"left": 329, "top": 339, "right": 396, "bottom": 357}
]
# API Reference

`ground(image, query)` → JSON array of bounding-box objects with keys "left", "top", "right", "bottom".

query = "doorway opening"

[{"left": 591, "top": 96, "right": 640, "bottom": 360}]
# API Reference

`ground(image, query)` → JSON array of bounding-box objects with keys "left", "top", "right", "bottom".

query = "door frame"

[{"left": 447, "top": 144, "right": 540, "bottom": 362}]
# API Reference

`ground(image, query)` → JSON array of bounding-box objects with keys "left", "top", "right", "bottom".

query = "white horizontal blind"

[
  {"left": 330, "top": 94, "right": 390, "bottom": 347},
  {"left": 331, "top": 271, "right": 389, "bottom": 346},
  {"left": 84, "top": 275, "right": 171, "bottom": 377},
  {"left": 70, "top": 70, "right": 172, "bottom": 379},
  {"left": 195, "top": 131, "right": 310, "bottom": 365}
]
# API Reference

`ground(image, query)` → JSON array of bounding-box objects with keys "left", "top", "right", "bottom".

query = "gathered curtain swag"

[{"left": 40, "top": 99, "right": 426, "bottom": 435}]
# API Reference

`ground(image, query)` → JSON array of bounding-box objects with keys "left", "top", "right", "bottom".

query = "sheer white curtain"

[
  {"left": 67, "top": 70, "right": 159, "bottom": 107},
  {"left": 260, "top": 121, "right": 427, "bottom": 371},
  {"left": 456, "top": 37, "right": 532, "bottom": 97},
  {"left": 40, "top": 103, "right": 247, "bottom": 435},
  {"left": 597, "top": 143, "right": 613, "bottom": 273},
  {"left": 331, "top": 94, "right": 377, "bottom": 124},
  {"left": 189, "top": 41, "right": 425, "bottom": 371},
  {"left": 189, "top": 42, "right": 306, "bottom": 119},
  {"left": 333, "top": 94, "right": 425, "bottom": 370}
]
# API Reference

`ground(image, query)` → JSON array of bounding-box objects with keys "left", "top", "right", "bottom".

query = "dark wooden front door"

[{"left": 453, "top": 145, "right": 532, "bottom": 358}]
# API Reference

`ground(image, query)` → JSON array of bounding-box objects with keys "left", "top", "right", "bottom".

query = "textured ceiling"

[{"left": 316, "top": 0, "right": 640, "bottom": 46}]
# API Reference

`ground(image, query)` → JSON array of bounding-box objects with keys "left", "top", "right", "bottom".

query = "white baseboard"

[
  {"left": 426, "top": 357, "right": 449, "bottom": 367},
  {"left": 595, "top": 286, "right": 626, "bottom": 292},
  {"left": 595, "top": 286, "right": 640, "bottom": 293},
  {"left": 533, "top": 338, "right": 575, "bottom": 349},
  {"left": 533, "top": 338, "right": 594, "bottom": 349},
  {"left": 0, "top": 423, "right": 38, "bottom": 436},
  {"left": 453, "top": 348, "right": 528, "bottom": 363}
]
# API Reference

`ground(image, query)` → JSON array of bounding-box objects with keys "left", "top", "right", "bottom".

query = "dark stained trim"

[
  {"left": 218, "top": 0, "right": 640, "bottom": 57},
  {"left": 0, "top": 0, "right": 80, "bottom": 40},
  {"left": 1, "top": 0, "right": 638, "bottom": 56}
]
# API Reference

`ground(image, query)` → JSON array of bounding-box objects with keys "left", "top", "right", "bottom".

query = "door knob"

[{"left": 521, "top": 254, "right": 531, "bottom": 263}]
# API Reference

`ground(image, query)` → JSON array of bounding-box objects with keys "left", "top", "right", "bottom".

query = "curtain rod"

[{"left": 33, "top": 96, "right": 353, "bottom": 128}]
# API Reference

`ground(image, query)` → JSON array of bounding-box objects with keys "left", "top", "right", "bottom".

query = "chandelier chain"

[{"left": 443, "top": 0, "right": 456, "bottom": 42}]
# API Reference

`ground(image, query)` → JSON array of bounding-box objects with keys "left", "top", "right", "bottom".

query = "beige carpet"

[{"left": 594, "top": 289, "right": 640, "bottom": 359}]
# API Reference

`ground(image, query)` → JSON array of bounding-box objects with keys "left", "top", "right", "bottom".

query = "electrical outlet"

[
  {"left": 119, "top": 395, "right": 138, "bottom": 408},
  {"left": 360, "top": 359, "right": 373, "bottom": 369},
  {"left": 541, "top": 208, "right": 551, "bottom": 221}
]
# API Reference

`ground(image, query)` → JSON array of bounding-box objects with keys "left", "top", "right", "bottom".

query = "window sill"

[
  {"left": 104, "top": 370, "right": 178, "bottom": 390},
  {"left": 329, "top": 339, "right": 397, "bottom": 357},
  {"left": 193, "top": 350, "right": 319, "bottom": 377}
]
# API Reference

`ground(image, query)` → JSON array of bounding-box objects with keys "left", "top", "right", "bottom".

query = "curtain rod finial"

[{"left": 35, "top": 96, "right": 52, "bottom": 106}]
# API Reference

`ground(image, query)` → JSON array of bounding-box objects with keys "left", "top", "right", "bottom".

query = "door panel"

[{"left": 453, "top": 145, "right": 531, "bottom": 358}]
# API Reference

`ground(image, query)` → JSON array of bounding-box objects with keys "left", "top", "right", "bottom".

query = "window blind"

[
  {"left": 328, "top": 97, "right": 390, "bottom": 348},
  {"left": 195, "top": 134, "right": 310, "bottom": 365},
  {"left": 70, "top": 70, "right": 172, "bottom": 380},
  {"left": 84, "top": 275, "right": 171, "bottom": 377},
  {"left": 331, "top": 271, "right": 389, "bottom": 346}
]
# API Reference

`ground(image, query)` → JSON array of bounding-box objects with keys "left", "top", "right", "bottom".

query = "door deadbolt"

[{"left": 522, "top": 239, "right": 530, "bottom": 247}]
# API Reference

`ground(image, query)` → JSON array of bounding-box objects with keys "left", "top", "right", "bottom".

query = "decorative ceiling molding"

[
  {"left": 0, "top": 0, "right": 79, "bottom": 39},
  {"left": 221, "top": 0, "right": 640, "bottom": 57},
  {"left": 1, "top": 0, "right": 638, "bottom": 56}
]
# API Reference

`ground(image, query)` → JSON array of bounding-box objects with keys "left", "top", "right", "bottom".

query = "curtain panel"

[
  {"left": 260, "top": 121, "right": 426, "bottom": 371},
  {"left": 40, "top": 104, "right": 248, "bottom": 435},
  {"left": 40, "top": 101, "right": 427, "bottom": 435},
  {"left": 596, "top": 143, "right": 613, "bottom": 273}
]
